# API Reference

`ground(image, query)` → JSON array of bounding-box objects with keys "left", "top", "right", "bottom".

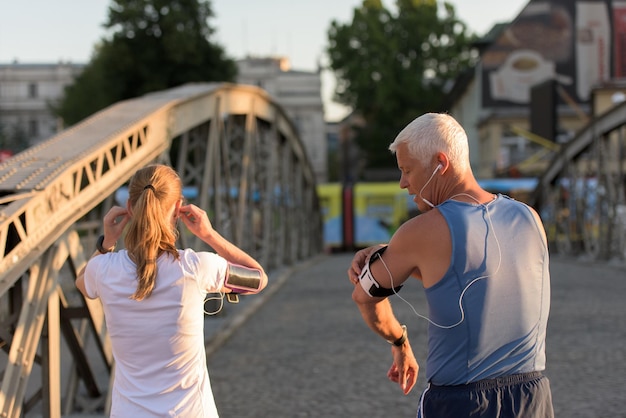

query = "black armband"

[{"left": 358, "top": 246, "right": 403, "bottom": 297}]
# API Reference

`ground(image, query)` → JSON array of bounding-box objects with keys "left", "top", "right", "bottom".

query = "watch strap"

[
  {"left": 96, "top": 235, "right": 115, "bottom": 254},
  {"left": 389, "top": 324, "right": 407, "bottom": 347}
]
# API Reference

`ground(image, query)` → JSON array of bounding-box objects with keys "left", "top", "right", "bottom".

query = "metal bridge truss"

[
  {"left": 0, "top": 83, "right": 322, "bottom": 417},
  {"left": 532, "top": 101, "right": 626, "bottom": 262}
]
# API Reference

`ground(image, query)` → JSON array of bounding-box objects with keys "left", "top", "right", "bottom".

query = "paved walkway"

[{"left": 206, "top": 254, "right": 626, "bottom": 418}]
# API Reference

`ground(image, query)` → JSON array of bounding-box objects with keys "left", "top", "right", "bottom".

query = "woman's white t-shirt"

[{"left": 84, "top": 248, "right": 227, "bottom": 417}]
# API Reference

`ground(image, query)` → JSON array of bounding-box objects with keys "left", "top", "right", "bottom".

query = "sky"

[{"left": 0, "top": 0, "right": 528, "bottom": 120}]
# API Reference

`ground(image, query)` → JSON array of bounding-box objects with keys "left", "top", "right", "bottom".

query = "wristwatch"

[
  {"left": 388, "top": 324, "right": 407, "bottom": 347},
  {"left": 96, "top": 235, "right": 115, "bottom": 254}
]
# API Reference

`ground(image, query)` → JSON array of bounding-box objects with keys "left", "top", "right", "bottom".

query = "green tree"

[
  {"left": 55, "top": 0, "right": 236, "bottom": 127},
  {"left": 327, "top": 0, "right": 477, "bottom": 170},
  {"left": 0, "top": 123, "right": 8, "bottom": 151},
  {"left": 0, "top": 122, "right": 29, "bottom": 154}
]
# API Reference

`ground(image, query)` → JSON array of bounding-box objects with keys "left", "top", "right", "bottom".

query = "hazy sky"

[{"left": 0, "top": 0, "right": 529, "bottom": 119}]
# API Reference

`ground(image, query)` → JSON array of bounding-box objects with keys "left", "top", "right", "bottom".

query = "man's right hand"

[{"left": 347, "top": 244, "right": 387, "bottom": 285}]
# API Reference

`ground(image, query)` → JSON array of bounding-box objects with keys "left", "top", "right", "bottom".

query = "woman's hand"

[
  {"left": 179, "top": 204, "right": 214, "bottom": 240},
  {"left": 102, "top": 206, "right": 130, "bottom": 249}
]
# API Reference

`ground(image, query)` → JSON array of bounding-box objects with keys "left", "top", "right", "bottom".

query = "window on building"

[
  {"left": 291, "top": 115, "right": 302, "bottom": 135},
  {"left": 29, "top": 119, "right": 38, "bottom": 137},
  {"left": 28, "top": 83, "right": 38, "bottom": 98}
]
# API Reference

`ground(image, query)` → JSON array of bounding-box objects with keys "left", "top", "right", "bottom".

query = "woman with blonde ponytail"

[{"left": 76, "top": 164, "right": 268, "bottom": 417}]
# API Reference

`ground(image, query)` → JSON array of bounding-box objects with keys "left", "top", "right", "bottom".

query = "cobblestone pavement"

[{"left": 207, "top": 254, "right": 626, "bottom": 418}]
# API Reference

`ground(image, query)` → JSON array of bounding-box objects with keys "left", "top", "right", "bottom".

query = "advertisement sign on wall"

[{"left": 482, "top": 0, "right": 617, "bottom": 107}]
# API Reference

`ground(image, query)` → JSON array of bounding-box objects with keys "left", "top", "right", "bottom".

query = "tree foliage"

[
  {"left": 55, "top": 0, "right": 236, "bottom": 127},
  {"left": 0, "top": 122, "right": 29, "bottom": 154},
  {"left": 327, "top": 0, "right": 477, "bottom": 170}
]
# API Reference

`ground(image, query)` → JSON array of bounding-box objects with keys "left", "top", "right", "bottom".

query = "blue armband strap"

[
  {"left": 224, "top": 263, "right": 262, "bottom": 293},
  {"left": 358, "top": 246, "right": 403, "bottom": 297}
]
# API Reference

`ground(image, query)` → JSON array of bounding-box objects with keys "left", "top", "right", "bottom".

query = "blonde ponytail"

[{"left": 124, "top": 165, "right": 182, "bottom": 300}]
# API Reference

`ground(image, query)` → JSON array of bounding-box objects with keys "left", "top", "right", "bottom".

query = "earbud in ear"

[{"left": 430, "top": 163, "right": 443, "bottom": 177}]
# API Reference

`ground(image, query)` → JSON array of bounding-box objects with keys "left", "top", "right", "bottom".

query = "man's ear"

[{"left": 435, "top": 152, "right": 449, "bottom": 173}]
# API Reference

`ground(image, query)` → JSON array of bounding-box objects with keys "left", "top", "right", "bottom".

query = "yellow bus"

[{"left": 317, "top": 182, "right": 410, "bottom": 250}]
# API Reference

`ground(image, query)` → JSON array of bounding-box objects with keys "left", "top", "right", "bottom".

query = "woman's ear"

[
  {"left": 126, "top": 200, "right": 133, "bottom": 216},
  {"left": 174, "top": 199, "right": 182, "bottom": 218}
]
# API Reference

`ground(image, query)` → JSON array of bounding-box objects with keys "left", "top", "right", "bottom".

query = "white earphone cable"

[
  {"left": 204, "top": 292, "right": 225, "bottom": 315},
  {"left": 382, "top": 193, "right": 502, "bottom": 329}
]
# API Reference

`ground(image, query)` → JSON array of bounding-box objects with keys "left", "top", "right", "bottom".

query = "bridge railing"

[
  {"left": 0, "top": 83, "right": 322, "bottom": 417},
  {"left": 532, "top": 101, "right": 626, "bottom": 262}
]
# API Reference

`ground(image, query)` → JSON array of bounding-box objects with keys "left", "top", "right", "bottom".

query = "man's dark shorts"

[{"left": 417, "top": 371, "right": 554, "bottom": 418}]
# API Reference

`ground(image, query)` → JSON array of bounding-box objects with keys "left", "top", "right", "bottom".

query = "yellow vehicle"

[
  {"left": 318, "top": 178, "right": 539, "bottom": 251},
  {"left": 352, "top": 182, "right": 410, "bottom": 248},
  {"left": 317, "top": 182, "right": 410, "bottom": 250},
  {"left": 317, "top": 183, "right": 344, "bottom": 249}
]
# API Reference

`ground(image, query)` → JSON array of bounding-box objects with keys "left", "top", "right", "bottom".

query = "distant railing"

[{"left": 532, "top": 101, "right": 626, "bottom": 262}]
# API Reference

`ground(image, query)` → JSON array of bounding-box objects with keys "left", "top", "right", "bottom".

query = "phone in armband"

[
  {"left": 358, "top": 246, "right": 403, "bottom": 297},
  {"left": 224, "top": 263, "right": 263, "bottom": 294}
]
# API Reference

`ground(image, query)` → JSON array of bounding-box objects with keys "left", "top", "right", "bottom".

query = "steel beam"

[{"left": 0, "top": 83, "right": 322, "bottom": 414}]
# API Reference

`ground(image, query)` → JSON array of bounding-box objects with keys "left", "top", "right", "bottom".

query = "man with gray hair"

[{"left": 348, "top": 113, "right": 554, "bottom": 417}]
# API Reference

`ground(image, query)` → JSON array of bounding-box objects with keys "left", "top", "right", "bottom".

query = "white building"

[
  {"left": 236, "top": 56, "right": 327, "bottom": 183},
  {"left": 0, "top": 58, "right": 328, "bottom": 183},
  {"left": 0, "top": 62, "right": 84, "bottom": 149}
]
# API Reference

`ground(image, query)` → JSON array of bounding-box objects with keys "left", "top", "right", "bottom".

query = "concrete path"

[{"left": 206, "top": 254, "right": 626, "bottom": 418}]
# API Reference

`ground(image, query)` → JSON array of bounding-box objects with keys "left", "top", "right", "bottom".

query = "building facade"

[
  {"left": 0, "top": 62, "right": 84, "bottom": 152},
  {"left": 0, "top": 58, "right": 328, "bottom": 182},
  {"left": 236, "top": 56, "right": 327, "bottom": 183},
  {"left": 448, "top": 0, "right": 626, "bottom": 180}
]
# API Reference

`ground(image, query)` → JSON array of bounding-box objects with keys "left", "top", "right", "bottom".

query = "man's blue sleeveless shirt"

[{"left": 426, "top": 194, "right": 550, "bottom": 385}]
